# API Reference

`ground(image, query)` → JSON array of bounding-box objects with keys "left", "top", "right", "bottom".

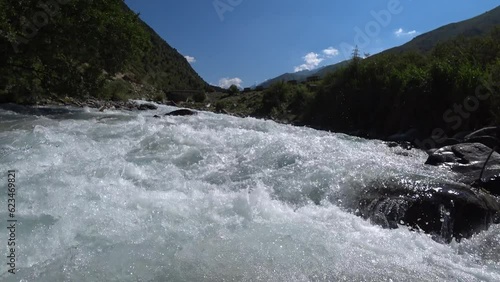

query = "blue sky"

[{"left": 124, "top": 0, "right": 500, "bottom": 88}]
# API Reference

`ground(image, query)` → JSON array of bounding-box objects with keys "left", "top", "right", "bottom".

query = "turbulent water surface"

[{"left": 1, "top": 103, "right": 500, "bottom": 281}]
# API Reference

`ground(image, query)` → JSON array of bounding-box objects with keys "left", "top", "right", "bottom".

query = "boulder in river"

[
  {"left": 354, "top": 178, "right": 500, "bottom": 243},
  {"left": 386, "top": 141, "right": 413, "bottom": 150},
  {"left": 137, "top": 103, "right": 158, "bottom": 111},
  {"left": 165, "top": 109, "right": 197, "bottom": 116},
  {"left": 425, "top": 143, "right": 500, "bottom": 195}
]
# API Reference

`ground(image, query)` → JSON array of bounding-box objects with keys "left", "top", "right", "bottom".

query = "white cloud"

[
  {"left": 218, "top": 77, "right": 243, "bottom": 89},
  {"left": 294, "top": 52, "right": 324, "bottom": 72},
  {"left": 184, "top": 55, "right": 196, "bottom": 63},
  {"left": 395, "top": 28, "right": 417, "bottom": 37},
  {"left": 323, "top": 47, "right": 339, "bottom": 57}
]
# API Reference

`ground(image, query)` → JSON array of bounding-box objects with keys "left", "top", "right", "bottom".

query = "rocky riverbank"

[
  {"left": 362, "top": 130, "right": 500, "bottom": 243},
  {"left": 32, "top": 96, "right": 164, "bottom": 111}
]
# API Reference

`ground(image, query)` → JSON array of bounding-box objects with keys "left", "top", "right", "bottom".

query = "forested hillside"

[
  {"left": 255, "top": 27, "right": 500, "bottom": 143},
  {"left": 307, "top": 28, "right": 500, "bottom": 137},
  {"left": 121, "top": 3, "right": 206, "bottom": 92},
  {"left": 0, "top": 0, "right": 207, "bottom": 104}
]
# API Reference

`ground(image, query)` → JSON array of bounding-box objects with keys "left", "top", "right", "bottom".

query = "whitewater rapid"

[{"left": 1, "top": 103, "right": 499, "bottom": 281}]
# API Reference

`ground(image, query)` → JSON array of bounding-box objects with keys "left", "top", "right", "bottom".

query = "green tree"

[
  {"left": 262, "top": 81, "right": 290, "bottom": 113},
  {"left": 303, "top": 26, "right": 500, "bottom": 137},
  {"left": 351, "top": 45, "right": 362, "bottom": 65},
  {"left": 228, "top": 84, "right": 240, "bottom": 95}
]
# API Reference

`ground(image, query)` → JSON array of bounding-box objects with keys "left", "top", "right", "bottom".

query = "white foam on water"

[{"left": 0, "top": 105, "right": 499, "bottom": 281}]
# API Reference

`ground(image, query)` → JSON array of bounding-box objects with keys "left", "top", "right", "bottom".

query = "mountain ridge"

[
  {"left": 121, "top": 3, "right": 208, "bottom": 92},
  {"left": 383, "top": 5, "right": 500, "bottom": 54},
  {"left": 260, "top": 5, "right": 500, "bottom": 88},
  {"left": 259, "top": 61, "right": 347, "bottom": 88}
]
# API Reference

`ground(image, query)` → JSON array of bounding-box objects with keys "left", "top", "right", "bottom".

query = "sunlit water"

[{"left": 1, "top": 102, "right": 500, "bottom": 281}]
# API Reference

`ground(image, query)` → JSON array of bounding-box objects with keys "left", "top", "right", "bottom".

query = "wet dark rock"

[
  {"left": 387, "top": 142, "right": 399, "bottom": 148},
  {"left": 165, "top": 109, "right": 197, "bottom": 116},
  {"left": 386, "top": 141, "right": 413, "bottom": 150},
  {"left": 425, "top": 143, "right": 500, "bottom": 195},
  {"left": 425, "top": 150, "right": 462, "bottom": 165},
  {"left": 137, "top": 103, "right": 158, "bottom": 111},
  {"left": 355, "top": 178, "right": 500, "bottom": 243},
  {"left": 425, "top": 143, "right": 499, "bottom": 175}
]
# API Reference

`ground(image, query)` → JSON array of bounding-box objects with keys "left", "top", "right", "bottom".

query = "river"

[{"left": 1, "top": 103, "right": 499, "bottom": 281}]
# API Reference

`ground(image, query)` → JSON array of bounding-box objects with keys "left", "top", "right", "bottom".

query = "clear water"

[{"left": 1, "top": 103, "right": 499, "bottom": 281}]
